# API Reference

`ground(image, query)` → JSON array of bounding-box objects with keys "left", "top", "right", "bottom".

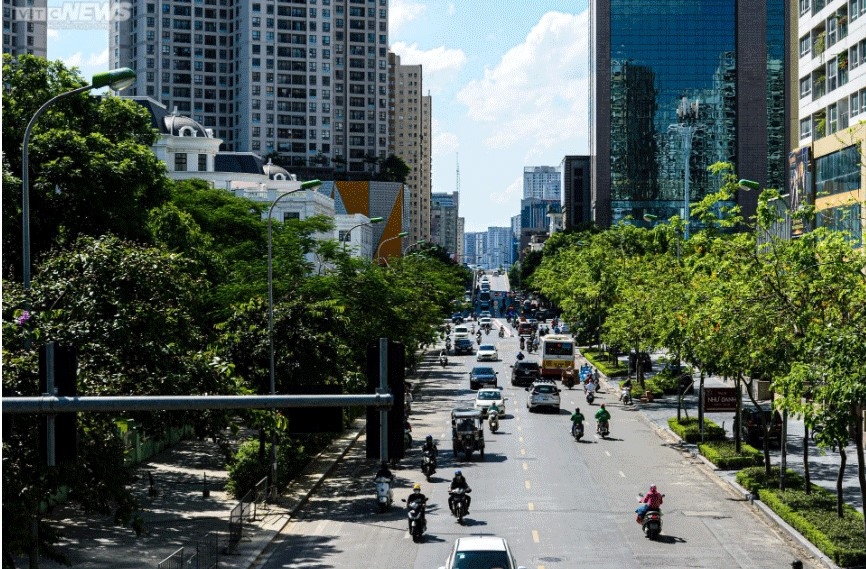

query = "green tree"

[
  {"left": 2, "top": 55, "right": 168, "bottom": 281},
  {"left": 379, "top": 154, "right": 411, "bottom": 183}
]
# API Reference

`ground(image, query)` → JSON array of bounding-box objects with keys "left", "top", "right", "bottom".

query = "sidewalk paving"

[{"left": 578, "top": 348, "right": 863, "bottom": 569}]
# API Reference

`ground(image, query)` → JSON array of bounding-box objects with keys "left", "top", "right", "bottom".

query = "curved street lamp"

[
  {"left": 21, "top": 67, "right": 137, "bottom": 291},
  {"left": 402, "top": 239, "right": 426, "bottom": 255},
  {"left": 267, "top": 178, "right": 321, "bottom": 492},
  {"left": 375, "top": 231, "right": 408, "bottom": 262},
  {"left": 342, "top": 217, "right": 384, "bottom": 256}
]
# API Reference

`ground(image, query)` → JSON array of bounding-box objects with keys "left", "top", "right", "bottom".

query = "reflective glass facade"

[{"left": 595, "top": 0, "right": 787, "bottom": 228}]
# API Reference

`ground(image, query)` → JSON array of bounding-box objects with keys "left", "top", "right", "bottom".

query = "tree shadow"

[{"left": 263, "top": 533, "right": 342, "bottom": 567}]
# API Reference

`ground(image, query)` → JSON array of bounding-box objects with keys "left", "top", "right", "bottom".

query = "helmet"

[
  {"left": 426, "top": 435, "right": 433, "bottom": 443},
  {"left": 650, "top": 484, "right": 657, "bottom": 492},
  {"left": 600, "top": 403, "right": 606, "bottom": 408},
  {"left": 413, "top": 483, "right": 421, "bottom": 491},
  {"left": 454, "top": 470, "right": 462, "bottom": 477},
  {"left": 575, "top": 408, "right": 580, "bottom": 413}
]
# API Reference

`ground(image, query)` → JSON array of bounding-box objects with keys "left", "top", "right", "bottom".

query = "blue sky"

[{"left": 48, "top": 0, "right": 590, "bottom": 232}]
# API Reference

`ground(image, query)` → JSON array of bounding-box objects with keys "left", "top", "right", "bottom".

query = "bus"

[{"left": 540, "top": 334, "right": 575, "bottom": 378}]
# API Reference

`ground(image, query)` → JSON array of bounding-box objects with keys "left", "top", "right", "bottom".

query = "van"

[{"left": 454, "top": 326, "right": 470, "bottom": 339}]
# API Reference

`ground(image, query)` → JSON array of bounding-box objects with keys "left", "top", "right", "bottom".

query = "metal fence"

[
  {"left": 227, "top": 488, "right": 256, "bottom": 553},
  {"left": 156, "top": 532, "right": 220, "bottom": 569}
]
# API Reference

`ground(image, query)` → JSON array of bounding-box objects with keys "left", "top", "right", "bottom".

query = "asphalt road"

[{"left": 256, "top": 319, "right": 819, "bottom": 569}]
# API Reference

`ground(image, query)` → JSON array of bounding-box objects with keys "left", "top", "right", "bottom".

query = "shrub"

[
  {"left": 667, "top": 417, "right": 726, "bottom": 443},
  {"left": 736, "top": 467, "right": 866, "bottom": 567},
  {"left": 582, "top": 348, "right": 628, "bottom": 377},
  {"left": 698, "top": 440, "right": 763, "bottom": 469},
  {"left": 641, "top": 378, "right": 666, "bottom": 399},
  {"left": 226, "top": 436, "right": 315, "bottom": 499}
]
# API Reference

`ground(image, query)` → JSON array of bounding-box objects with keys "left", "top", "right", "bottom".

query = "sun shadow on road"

[{"left": 655, "top": 534, "right": 687, "bottom": 544}]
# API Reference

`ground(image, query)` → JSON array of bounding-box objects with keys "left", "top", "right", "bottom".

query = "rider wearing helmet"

[
  {"left": 595, "top": 403, "right": 611, "bottom": 434},
  {"left": 570, "top": 407, "right": 585, "bottom": 436},
  {"left": 448, "top": 470, "right": 471, "bottom": 514},
  {"left": 636, "top": 484, "right": 663, "bottom": 522},
  {"left": 409, "top": 483, "right": 429, "bottom": 511},
  {"left": 421, "top": 435, "right": 438, "bottom": 458}
]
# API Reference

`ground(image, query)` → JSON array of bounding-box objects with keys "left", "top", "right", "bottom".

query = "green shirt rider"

[
  {"left": 595, "top": 404, "right": 611, "bottom": 424},
  {"left": 570, "top": 408, "right": 585, "bottom": 436}
]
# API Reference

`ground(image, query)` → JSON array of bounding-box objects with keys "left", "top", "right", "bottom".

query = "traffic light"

[
  {"left": 365, "top": 340, "right": 405, "bottom": 460},
  {"left": 38, "top": 342, "right": 78, "bottom": 466}
]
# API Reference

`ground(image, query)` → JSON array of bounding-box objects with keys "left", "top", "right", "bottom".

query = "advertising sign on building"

[
  {"left": 788, "top": 147, "right": 812, "bottom": 237},
  {"left": 703, "top": 387, "right": 738, "bottom": 412}
]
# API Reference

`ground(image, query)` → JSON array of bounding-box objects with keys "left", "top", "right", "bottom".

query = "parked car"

[
  {"left": 735, "top": 406, "right": 783, "bottom": 448},
  {"left": 469, "top": 366, "right": 498, "bottom": 390},
  {"left": 454, "top": 338, "right": 475, "bottom": 355},
  {"left": 439, "top": 536, "right": 525, "bottom": 569},
  {"left": 511, "top": 361, "right": 541, "bottom": 387},
  {"left": 476, "top": 344, "right": 499, "bottom": 362},
  {"left": 525, "top": 379, "right": 561, "bottom": 412}
]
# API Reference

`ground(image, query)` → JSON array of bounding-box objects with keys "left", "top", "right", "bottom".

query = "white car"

[
  {"left": 526, "top": 379, "right": 561, "bottom": 412},
  {"left": 453, "top": 325, "right": 470, "bottom": 339},
  {"left": 474, "top": 387, "right": 505, "bottom": 416},
  {"left": 439, "top": 536, "right": 526, "bottom": 569},
  {"left": 476, "top": 344, "right": 498, "bottom": 361},
  {"left": 479, "top": 317, "right": 493, "bottom": 329}
]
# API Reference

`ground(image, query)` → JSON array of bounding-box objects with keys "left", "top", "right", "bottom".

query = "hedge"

[
  {"left": 736, "top": 467, "right": 866, "bottom": 567},
  {"left": 698, "top": 440, "right": 763, "bottom": 469},
  {"left": 667, "top": 417, "right": 726, "bottom": 443},
  {"left": 641, "top": 378, "right": 666, "bottom": 399},
  {"left": 581, "top": 348, "right": 628, "bottom": 377}
]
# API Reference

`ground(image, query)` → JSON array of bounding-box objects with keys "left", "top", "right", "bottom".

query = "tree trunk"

[
  {"left": 735, "top": 375, "right": 742, "bottom": 454},
  {"left": 837, "top": 443, "right": 847, "bottom": 519},
  {"left": 851, "top": 403, "right": 866, "bottom": 539},
  {"left": 803, "top": 425, "right": 812, "bottom": 495}
]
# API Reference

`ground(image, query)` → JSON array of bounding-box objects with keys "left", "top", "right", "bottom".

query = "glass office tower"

[{"left": 590, "top": 0, "right": 787, "bottom": 229}]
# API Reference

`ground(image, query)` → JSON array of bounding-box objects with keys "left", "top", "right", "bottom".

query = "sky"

[{"left": 47, "top": 0, "right": 591, "bottom": 233}]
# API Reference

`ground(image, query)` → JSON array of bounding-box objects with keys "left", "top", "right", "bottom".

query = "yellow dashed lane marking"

[
  {"left": 522, "top": 462, "right": 528, "bottom": 471},
  {"left": 532, "top": 529, "right": 540, "bottom": 543},
  {"left": 528, "top": 502, "right": 535, "bottom": 511},
  {"left": 525, "top": 479, "right": 531, "bottom": 490}
]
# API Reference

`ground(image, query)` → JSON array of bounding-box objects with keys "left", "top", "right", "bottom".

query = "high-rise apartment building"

[
  {"left": 795, "top": 0, "right": 865, "bottom": 244},
  {"left": 430, "top": 191, "right": 459, "bottom": 258},
  {"left": 388, "top": 52, "right": 431, "bottom": 245},
  {"left": 111, "top": 0, "right": 389, "bottom": 174},
  {"left": 591, "top": 0, "right": 787, "bottom": 230},
  {"left": 2, "top": 0, "right": 47, "bottom": 57},
  {"left": 523, "top": 165, "right": 561, "bottom": 200},
  {"left": 561, "top": 155, "right": 592, "bottom": 230}
]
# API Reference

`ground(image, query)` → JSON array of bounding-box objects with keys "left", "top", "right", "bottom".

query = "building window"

[
  {"left": 799, "top": 35, "right": 811, "bottom": 57},
  {"left": 198, "top": 154, "right": 207, "bottom": 171},
  {"left": 175, "top": 153, "right": 187, "bottom": 171},
  {"left": 800, "top": 76, "right": 812, "bottom": 98},
  {"left": 800, "top": 117, "right": 811, "bottom": 139}
]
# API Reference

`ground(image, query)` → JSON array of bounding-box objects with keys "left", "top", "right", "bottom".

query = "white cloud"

[
  {"left": 62, "top": 49, "right": 108, "bottom": 70},
  {"left": 432, "top": 118, "right": 460, "bottom": 157},
  {"left": 390, "top": 41, "right": 467, "bottom": 94},
  {"left": 87, "top": 49, "right": 109, "bottom": 67},
  {"left": 447, "top": 3, "right": 456, "bottom": 16},
  {"left": 47, "top": 29, "right": 61, "bottom": 40},
  {"left": 455, "top": 11, "right": 590, "bottom": 155},
  {"left": 63, "top": 52, "right": 83, "bottom": 67},
  {"left": 389, "top": 0, "right": 426, "bottom": 35},
  {"left": 490, "top": 175, "right": 522, "bottom": 205}
]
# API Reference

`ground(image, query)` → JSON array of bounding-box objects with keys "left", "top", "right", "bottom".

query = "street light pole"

[
  {"left": 375, "top": 231, "right": 408, "bottom": 263},
  {"left": 21, "top": 68, "right": 137, "bottom": 292},
  {"left": 267, "top": 179, "right": 321, "bottom": 493},
  {"left": 402, "top": 239, "right": 426, "bottom": 255},
  {"left": 668, "top": 97, "right": 704, "bottom": 241},
  {"left": 342, "top": 217, "right": 383, "bottom": 256}
]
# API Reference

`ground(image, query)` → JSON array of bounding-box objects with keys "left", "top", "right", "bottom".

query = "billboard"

[
  {"left": 788, "top": 147, "right": 813, "bottom": 237},
  {"left": 703, "top": 387, "right": 738, "bottom": 412}
]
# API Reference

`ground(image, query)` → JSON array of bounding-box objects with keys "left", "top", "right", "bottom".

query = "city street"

[{"left": 254, "top": 320, "right": 820, "bottom": 569}]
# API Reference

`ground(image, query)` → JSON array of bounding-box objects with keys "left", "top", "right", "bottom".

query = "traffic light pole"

[
  {"left": 44, "top": 343, "right": 56, "bottom": 468},
  {"left": 378, "top": 337, "right": 389, "bottom": 464}
]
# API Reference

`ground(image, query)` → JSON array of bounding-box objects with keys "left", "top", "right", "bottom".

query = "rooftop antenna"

[{"left": 456, "top": 152, "right": 460, "bottom": 194}]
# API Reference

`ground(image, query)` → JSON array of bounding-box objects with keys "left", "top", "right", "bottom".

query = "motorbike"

[
  {"left": 519, "top": 337, "right": 526, "bottom": 350},
  {"left": 421, "top": 449, "right": 437, "bottom": 481},
  {"left": 445, "top": 338, "right": 452, "bottom": 352},
  {"left": 585, "top": 390, "right": 595, "bottom": 404},
  {"left": 402, "top": 497, "right": 427, "bottom": 542},
  {"left": 439, "top": 354, "right": 448, "bottom": 367},
  {"left": 571, "top": 422, "right": 584, "bottom": 441},
  {"left": 637, "top": 493, "right": 665, "bottom": 540},
  {"left": 597, "top": 420, "right": 610, "bottom": 438},
  {"left": 498, "top": 327, "right": 505, "bottom": 338},
  {"left": 476, "top": 333, "right": 482, "bottom": 345},
  {"left": 404, "top": 422, "right": 413, "bottom": 450},
  {"left": 488, "top": 410, "right": 499, "bottom": 433},
  {"left": 485, "top": 327, "right": 490, "bottom": 335},
  {"left": 562, "top": 368, "right": 575, "bottom": 389},
  {"left": 449, "top": 487, "right": 472, "bottom": 524},
  {"left": 620, "top": 386, "right": 633, "bottom": 405},
  {"left": 375, "top": 476, "right": 393, "bottom": 513}
]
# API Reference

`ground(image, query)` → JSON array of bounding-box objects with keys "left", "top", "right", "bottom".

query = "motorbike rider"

[
  {"left": 519, "top": 337, "right": 526, "bottom": 351},
  {"left": 439, "top": 349, "right": 448, "bottom": 365},
  {"left": 570, "top": 407, "right": 585, "bottom": 437},
  {"left": 584, "top": 376, "right": 598, "bottom": 397},
  {"left": 488, "top": 402, "right": 501, "bottom": 417},
  {"left": 636, "top": 484, "right": 664, "bottom": 522},
  {"left": 448, "top": 470, "right": 472, "bottom": 515},
  {"left": 375, "top": 461, "right": 394, "bottom": 481},
  {"left": 595, "top": 403, "right": 611, "bottom": 432},
  {"left": 516, "top": 350, "right": 525, "bottom": 362},
  {"left": 620, "top": 378, "right": 633, "bottom": 401},
  {"left": 499, "top": 326, "right": 505, "bottom": 338},
  {"left": 408, "top": 483, "right": 429, "bottom": 512},
  {"left": 421, "top": 435, "right": 438, "bottom": 460}
]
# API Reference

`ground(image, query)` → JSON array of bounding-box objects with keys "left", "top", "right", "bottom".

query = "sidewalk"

[
  {"left": 578, "top": 348, "right": 862, "bottom": 569},
  {"left": 23, "top": 422, "right": 364, "bottom": 569}
]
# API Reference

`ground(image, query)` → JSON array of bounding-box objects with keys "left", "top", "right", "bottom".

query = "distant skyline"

[{"left": 47, "top": 0, "right": 590, "bottom": 233}]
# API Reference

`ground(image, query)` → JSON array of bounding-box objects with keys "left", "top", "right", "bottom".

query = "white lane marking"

[
  {"left": 525, "top": 479, "right": 531, "bottom": 490},
  {"left": 522, "top": 462, "right": 528, "bottom": 471},
  {"left": 518, "top": 436, "right": 524, "bottom": 443},
  {"left": 605, "top": 451, "right": 611, "bottom": 457},
  {"left": 619, "top": 470, "right": 626, "bottom": 478},
  {"left": 532, "top": 529, "right": 540, "bottom": 543},
  {"left": 528, "top": 502, "right": 535, "bottom": 511}
]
